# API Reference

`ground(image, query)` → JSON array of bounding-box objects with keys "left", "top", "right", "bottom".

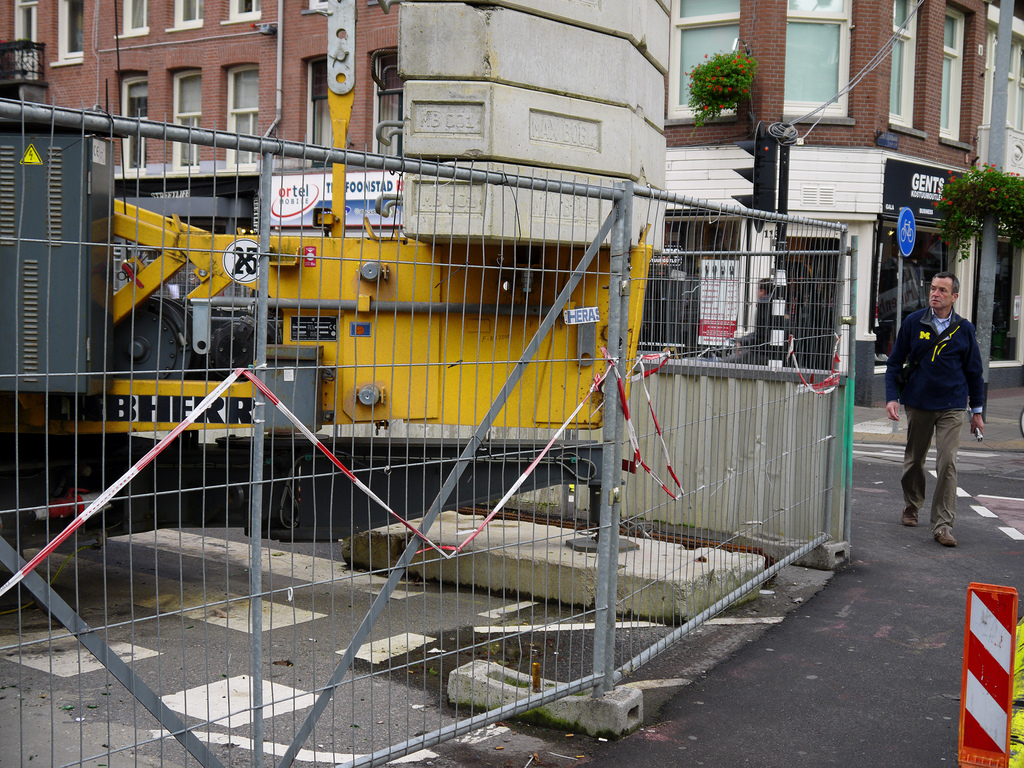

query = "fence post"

[
  {"left": 592, "top": 182, "right": 632, "bottom": 696},
  {"left": 246, "top": 149, "right": 275, "bottom": 765}
]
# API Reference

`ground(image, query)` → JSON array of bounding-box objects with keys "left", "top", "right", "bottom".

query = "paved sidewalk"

[{"left": 853, "top": 386, "right": 1024, "bottom": 452}]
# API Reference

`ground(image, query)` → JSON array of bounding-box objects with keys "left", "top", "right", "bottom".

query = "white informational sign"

[
  {"left": 1014, "top": 294, "right": 1021, "bottom": 322},
  {"left": 698, "top": 259, "right": 740, "bottom": 345},
  {"left": 270, "top": 171, "right": 402, "bottom": 229},
  {"left": 563, "top": 307, "right": 600, "bottom": 325}
]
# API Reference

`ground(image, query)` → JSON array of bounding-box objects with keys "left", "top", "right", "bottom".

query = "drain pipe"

[{"left": 264, "top": 0, "right": 284, "bottom": 137}]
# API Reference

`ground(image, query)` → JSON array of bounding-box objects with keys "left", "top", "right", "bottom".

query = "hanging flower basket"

[
  {"left": 935, "top": 164, "right": 1024, "bottom": 259},
  {"left": 687, "top": 51, "right": 757, "bottom": 128}
]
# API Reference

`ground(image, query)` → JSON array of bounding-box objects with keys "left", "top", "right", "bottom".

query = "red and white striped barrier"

[{"left": 958, "top": 583, "right": 1018, "bottom": 767}]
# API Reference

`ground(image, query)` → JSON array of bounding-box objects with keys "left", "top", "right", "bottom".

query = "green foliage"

[
  {"left": 687, "top": 51, "right": 757, "bottom": 128},
  {"left": 936, "top": 164, "right": 1024, "bottom": 259}
]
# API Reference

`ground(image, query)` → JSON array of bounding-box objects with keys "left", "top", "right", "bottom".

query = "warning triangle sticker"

[{"left": 21, "top": 144, "right": 43, "bottom": 165}]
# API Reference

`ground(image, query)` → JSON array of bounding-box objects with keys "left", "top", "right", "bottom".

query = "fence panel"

[{"left": 0, "top": 101, "right": 849, "bottom": 767}]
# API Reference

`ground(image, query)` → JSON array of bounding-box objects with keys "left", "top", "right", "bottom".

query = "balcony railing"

[
  {"left": 0, "top": 41, "right": 45, "bottom": 83},
  {"left": 977, "top": 123, "right": 1024, "bottom": 176}
]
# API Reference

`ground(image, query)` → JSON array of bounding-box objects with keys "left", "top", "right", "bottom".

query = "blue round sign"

[{"left": 897, "top": 207, "right": 916, "bottom": 257}]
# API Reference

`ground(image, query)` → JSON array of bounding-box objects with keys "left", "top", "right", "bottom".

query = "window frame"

[
  {"left": 308, "top": 58, "right": 333, "bottom": 149},
  {"left": 940, "top": 9, "right": 965, "bottom": 140},
  {"left": 227, "top": 66, "right": 260, "bottom": 169},
  {"left": 227, "top": 0, "right": 261, "bottom": 23},
  {"left": 173, "top": 70, "right": 203, "bottom": 172},
  {"left": 889, "top": 0, "right": 916, "bottom": 127},
  {"left": 122, "top": 76, "right": 148, "bottom": 175},
  {"left": 668, "top": 2, "right": 742, "bottom": 122},
  {"left": 15, "top": 0, "right": 38, "bottom": 42},
  {"left": 123, "top": 0, "right": 148, "bottom": 37},
  {"left": 58, "top": 0, "right": 84, "bottom": 64},
  {"left": 372, "top": 49, "right": 404, "bottom": 157},
  {"left": 172, "top": 0, "right": 203, "bottom": 30},
  {"left": 784, "top": 0, "right": 851, "bottom": 118}
]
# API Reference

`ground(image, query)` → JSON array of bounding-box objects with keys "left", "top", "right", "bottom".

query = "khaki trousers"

[{"left": 902, "top": 406, "right": 965, "bottom": 533}]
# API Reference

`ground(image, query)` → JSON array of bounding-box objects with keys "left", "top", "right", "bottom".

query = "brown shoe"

[
  {"left": 902, "top": 507, "right": 918, "bottom": 527},
  {"left": 934, "top": 526, "right": 957, "bottom": 547}
]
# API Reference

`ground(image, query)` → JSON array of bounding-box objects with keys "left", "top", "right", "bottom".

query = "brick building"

[
  {"left": 666, "top": 0, "right": 1024, "bottom": 400},
  {"left": 3, "top": 0, "right": 1022, "bottom": 398},
  {"left": 0, "top": 0, "right": 402, "bottom": 231}
]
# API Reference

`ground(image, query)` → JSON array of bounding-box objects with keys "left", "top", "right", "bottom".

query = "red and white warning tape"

[
  {"left": 1, "top": 352, "right": 686, "bottom": 596},
  {"left": 786, "top": 333, "right": 842, "bottom": 394},
  {"left": 0, "top": 369, "right": 246, "bottom": 600}
]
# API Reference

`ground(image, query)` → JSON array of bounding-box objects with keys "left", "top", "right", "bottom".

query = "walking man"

[{"left": 884, "top": 272, "right": 984, "bottom": 547}]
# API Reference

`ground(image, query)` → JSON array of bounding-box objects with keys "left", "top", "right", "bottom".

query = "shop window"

[
  {"left": 974, "top": 242, "right": 1021, "bottom": 362},
  {"left": 871, "top": 227, "right": 950, "bottom": 362},
  {"left": 785, "top": 0, "right": 849, "bottom": 117},
  {"left": 668, "top": 0, "right": 741, "bottom": 121}
]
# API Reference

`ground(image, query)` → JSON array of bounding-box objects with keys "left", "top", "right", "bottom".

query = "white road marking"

[
  {"left": 149, "top": 729, "right": 356, "bottom": 765},
  {"left": 977, "top": 494, "right": 1024, "bottom": 502},
  {"left": 2, "top": 637, "right": 158, "bottom": 677},
  {"left": 479, "top": 601, "right": 538, "bottom": 619},
  {"left": 348, "top": 633, "right": 436, "bottom": 663},
  {"left": 999, "top": 527, "right": 1024, "bottom": 541},
  {"left": 928, "top": 470, "right": 938, "bottom": 479},
  {"left": 161, "top": 675, "right": 315, "bottom": 727},
  {"left": 183, "top": 599, "right": 326, "bottom": 634},
  {"left": 621, "top": 678, "right": 690, "bottom": 690},
  {"left": 957, "top": 488, "right": 971, "bottom": 498},
  {"left": 707, "top": 617, "right": 785, "bottom": 625},
  {"left": 473, "top": 620, "right": 662, "bottom": 634},
  {"left": 972, "top": 505, "right": 998, "bottom": 518}
]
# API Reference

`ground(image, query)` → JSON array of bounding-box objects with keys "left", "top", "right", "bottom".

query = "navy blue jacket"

[{"left": 884, "top": 308, "right": 984, "bottom": 411}]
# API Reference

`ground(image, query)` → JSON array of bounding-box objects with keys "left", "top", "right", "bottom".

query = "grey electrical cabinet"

[{"left": 0, "top": 131, "right": 114, "bottom": 394}]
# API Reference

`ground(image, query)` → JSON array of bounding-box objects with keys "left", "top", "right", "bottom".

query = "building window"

[
  {"left": 372, "top": 50, "right": 404, "bottom": 157},
  {"left": 123, "top": 77, "right": 148, "bottom": 173},
  {"left": 173, "top": 71, "right": 202, "bottom": 170},
  {"left": 174, "top": 0, "right": 202, "bottom": 28},
  {"left": 669, "top": 0, "right": 741, "bottom": 121},
  {"left": 785, "top": 0, "right": 849, "bottom": 116},
  {"left": 940, "top": 10, "right": 964, "bottom": 139},
  {"left": 15, "top": 0, "right": 38, "bottom": 41},
  {"left": 889, "top": 0, "right": 916, "bottom": 126},
  {"left": 123, "top": 0, "right": 148, "bottom": 35},
  {"left": 227, "top": 67, "right": 259, "bottom": 168},
  {"left": 309, "top": 59, "right": 332, "bottom": 148},
  {"left": 228, "top": 0, "right": 260, "bottom": 22},
  {"left": 59, "top": 0, "right": 84, "bottom": 62}
]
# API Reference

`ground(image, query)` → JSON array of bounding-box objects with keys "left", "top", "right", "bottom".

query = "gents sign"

[{"left": 882, "top": 158, "right": 959, "bottom": 221}]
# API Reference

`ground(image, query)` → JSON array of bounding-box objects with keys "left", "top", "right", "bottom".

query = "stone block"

[
  {"left": 400, "top": 0, "right": 669, "bottom": 72},
  {"left": 402, "top": 81, "right": 665, "bottom": 185},
  {"left": 399, "top": 3, "right": 665, "bottom": 126},
  {"left": 446, "top": 660, "right": 643, "bottom": 738}
]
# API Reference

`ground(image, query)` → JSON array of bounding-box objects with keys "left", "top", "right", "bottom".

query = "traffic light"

[{"left": 733, "top": 126, "right": 778, "bottom": 219}]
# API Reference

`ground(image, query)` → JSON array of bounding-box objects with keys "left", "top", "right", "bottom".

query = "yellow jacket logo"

[{"left": 920, "top": 331, "right": 931, "bottom": 340}]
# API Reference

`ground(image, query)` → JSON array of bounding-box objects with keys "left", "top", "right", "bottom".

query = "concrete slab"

[
  {"left": 402, "top": 81, "right": 665, "bottom": 185},
  {"left": 447, "top": 659, "right": 643, "bottom": 738},
  {"left": 401, "top": 0, "right": 670, "bottom": 72},
  {"left": 399, "top": 3, "right": 666, "bottom": 126},
  {"left": 342, "top": 511, "right": 765, "bottom": 621}
]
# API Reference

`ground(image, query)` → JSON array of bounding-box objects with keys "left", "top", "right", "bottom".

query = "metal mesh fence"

[{"left": 0, "top": 101, "right": 849, "bottom": 767}]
